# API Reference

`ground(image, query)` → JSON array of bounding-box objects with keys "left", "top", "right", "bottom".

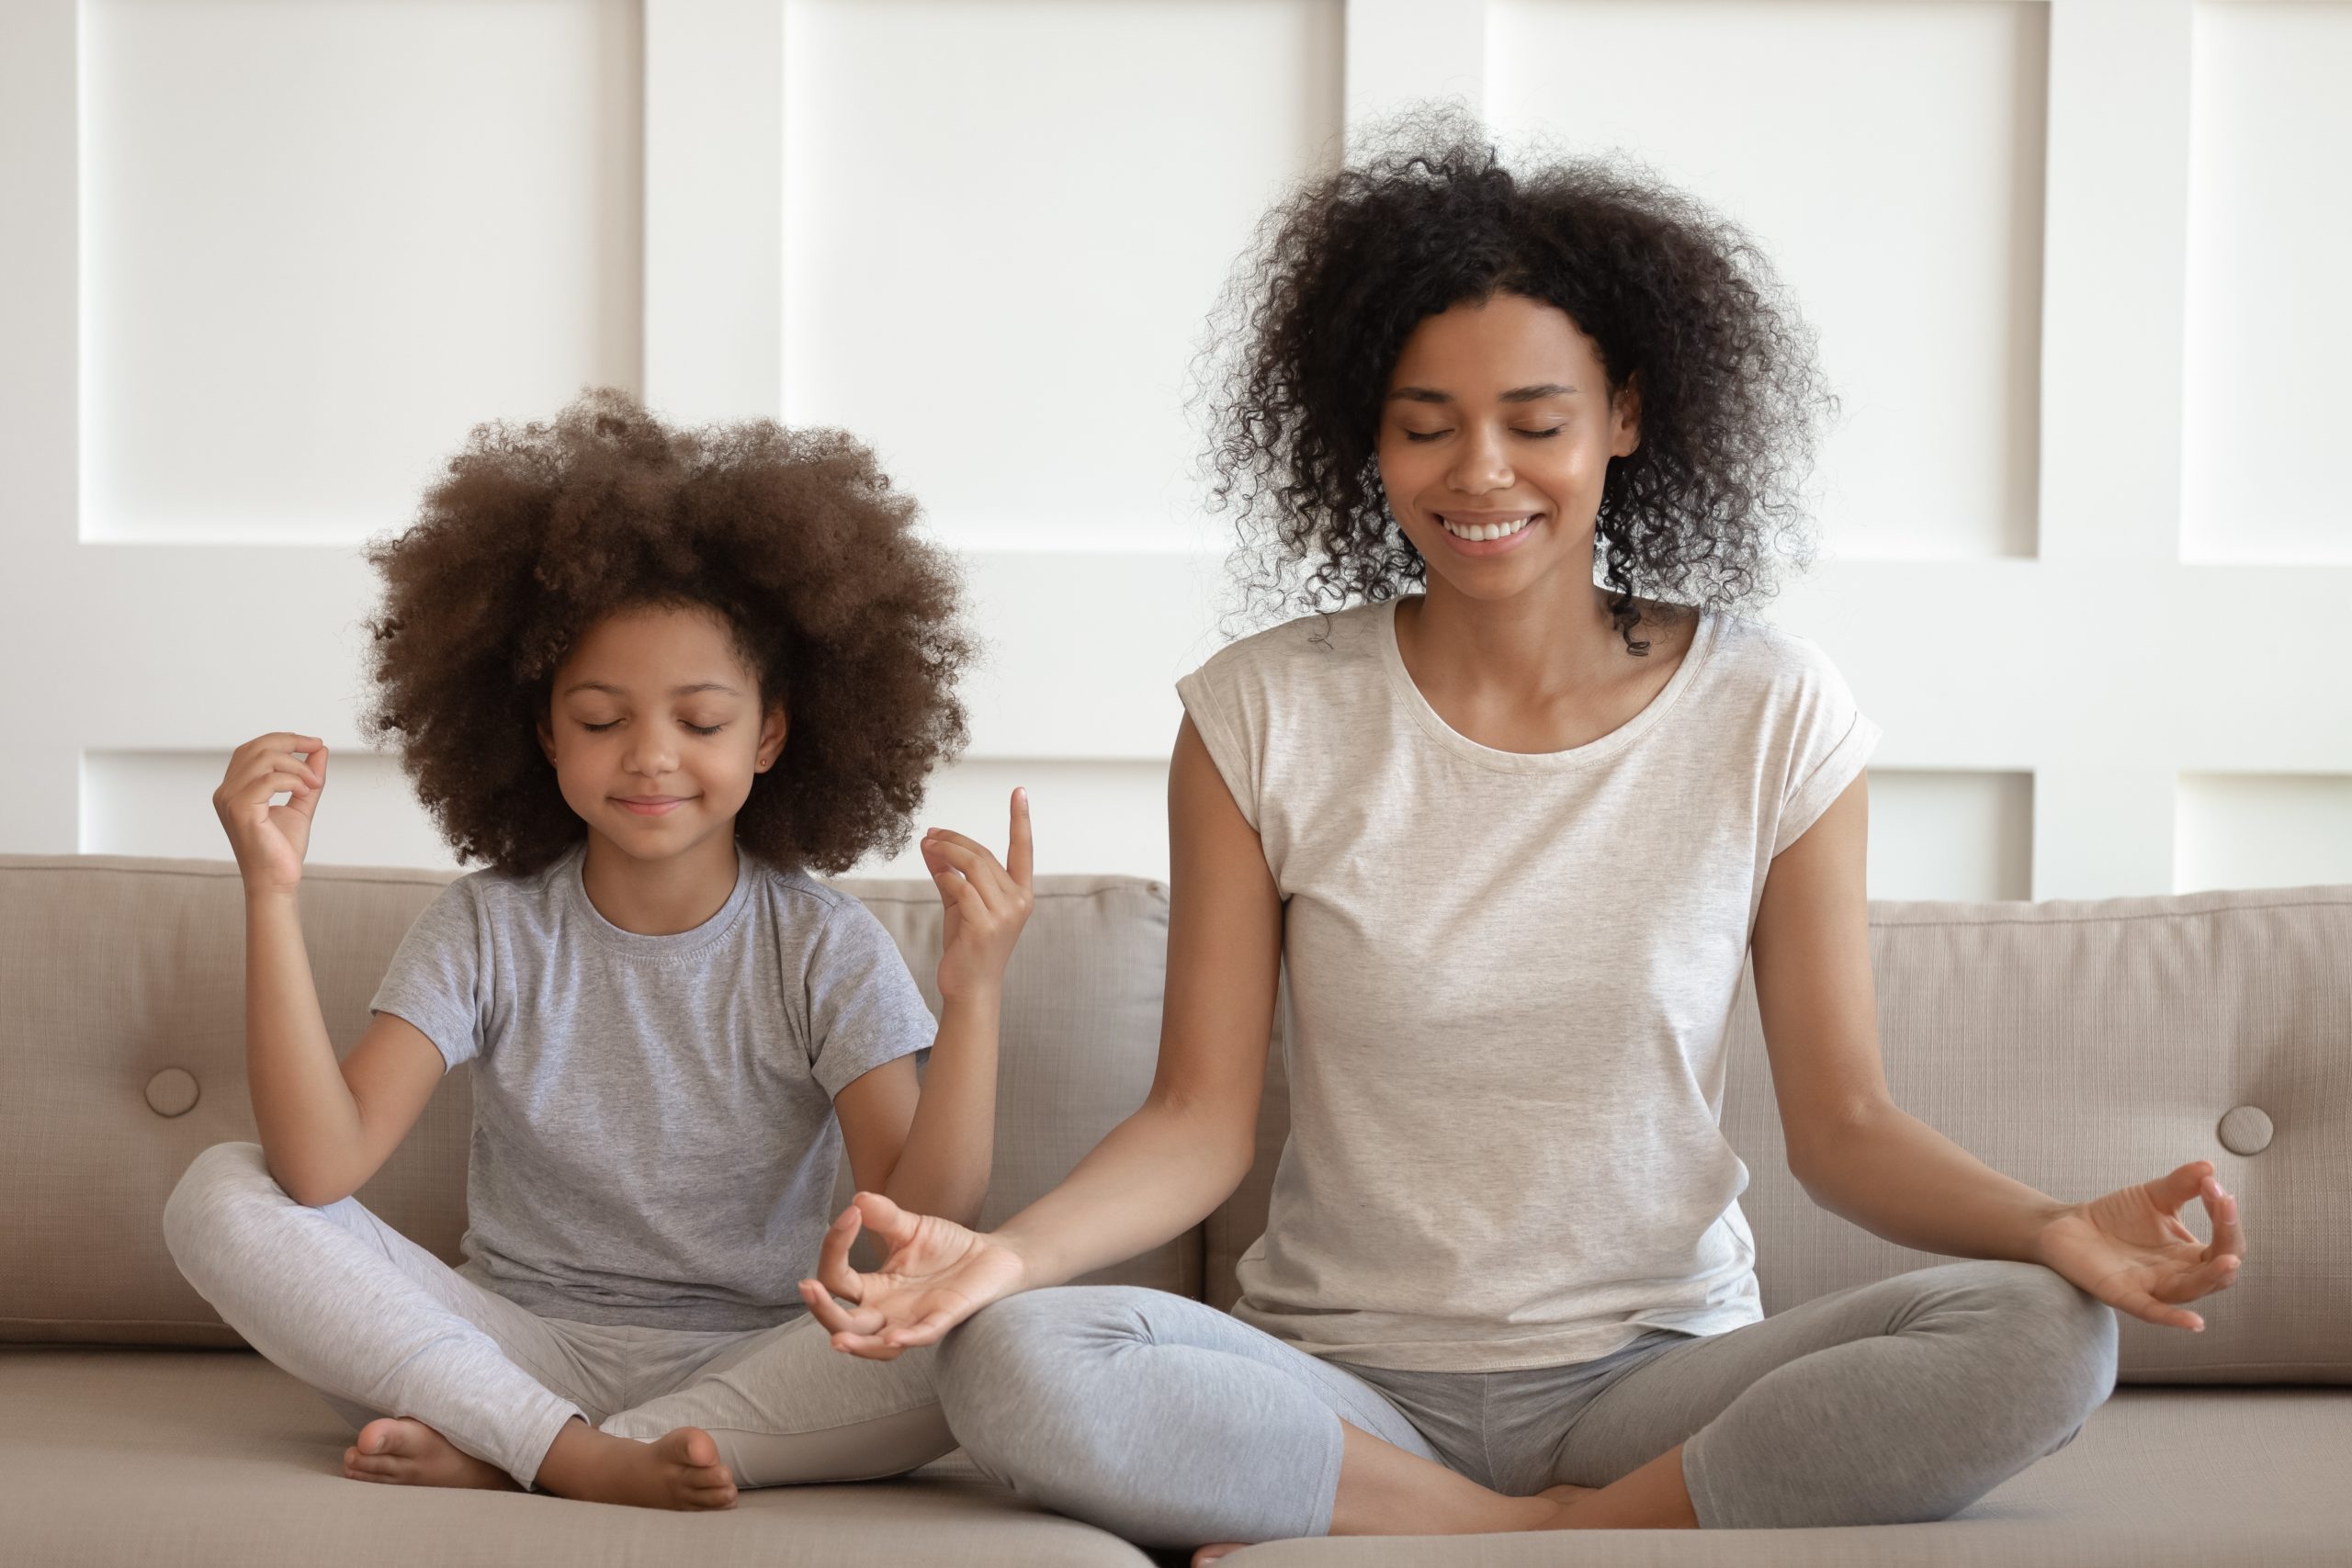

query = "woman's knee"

[
  {"left": 933, "top": 1286, "right": 1165, "bottom": 1486},
  {"left": 161, "top": 1141, "right": 284, "bottom": 1269},
  {"left": 1932, "top": 1259, "right": 2120, "bottom": 1424}
]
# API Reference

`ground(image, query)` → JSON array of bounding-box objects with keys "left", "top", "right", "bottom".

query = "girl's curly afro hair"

[
  {"left": 1204, "top": 112, "right": 1837, "bottom": 652},
  {"left": 363, "top": 389, "right": 971, "bottom": 876}
]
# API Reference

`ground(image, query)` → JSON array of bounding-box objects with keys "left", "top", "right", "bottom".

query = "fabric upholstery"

[
  {"left": 6, "top": 1348, "right": 2347, "bottom": 1567},
  {"left": 0, "top": 855, "right": 1193, "bottom": 1346},
  {"left": 1208, "top": 885, "right": 2352, "bottom": 1383}
]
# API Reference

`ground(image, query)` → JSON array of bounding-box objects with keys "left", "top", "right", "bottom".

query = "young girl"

[
  {"left": 164, "top": 390, "right": 1034, "bottom": 1511},
  {"left": 792, "top": 121, "right": 2245, "bottom": 1560}
]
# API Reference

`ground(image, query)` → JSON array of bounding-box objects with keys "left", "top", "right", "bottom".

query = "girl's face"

[
  {"left": 1374, "top": 291, "right": 1641, "bottom": 607},
  {"left": 536, "top": 603, "right": 786, "bottom": 863}
]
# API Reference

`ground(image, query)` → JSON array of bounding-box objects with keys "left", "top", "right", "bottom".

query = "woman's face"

[
  {"left": 536, "top": 603, "right": 786, "bottom": 863},
  {"left": 1374, "top": 291, "right": 1640, "bottom": 606}
]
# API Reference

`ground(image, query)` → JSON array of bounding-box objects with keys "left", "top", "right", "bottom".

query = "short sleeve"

[
  {"left": 1176, "top": 655, "right": 1261, "bottom": 832},
  {"left": 368, "top": 878, "right": 491, "bottom": 1070},
  {"left": 805, "top": 897, "right": 936, "bottom": 1099},
  {"left": 1771, "top": 645, "right": 1884, "bottom": 857}
]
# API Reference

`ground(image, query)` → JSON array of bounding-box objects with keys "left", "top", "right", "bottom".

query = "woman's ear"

[
  {"left": 754, "top": 702, "right": 787, "bottom": 773},
  {"left": 1611, "top": 370, "right": 1643, "bottom": 457}
]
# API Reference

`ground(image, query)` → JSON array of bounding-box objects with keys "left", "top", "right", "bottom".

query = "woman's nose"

[{"left": 1448, "top": 426, "right": 1513, "bottom": 494}]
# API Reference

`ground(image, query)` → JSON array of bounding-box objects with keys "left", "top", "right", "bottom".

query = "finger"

[
  {"left": 2201, "top": 1177, "right": 2245, "bottom": 1265},
  {"left": 2163, "top": 1214, "right": 2201, "bottom": 1247},
  {"left": 2158, "top": 1160, "right": 2214, "bottom": 1212},
  {"left": 826, "top": 1331, "right": 907, "bottom": 1362},
  {"left": 796, "top": 1278, "right": 885, "bottom": 1337},
  {"left": 2154, "top": 1253, "right": 2243, "bottom": 1303},
  {"left": 922, "top": 838, "right": 1011, "bottom": 912},
  {"left": 1007, "top": 786, "right": 1033, "bottom": 887},
  {"left": 933, "top": 869, "right": 985, "bottom": 923},
  {"left": 849, "top": 1190, "right": 922, "bottom": 1257},
  {"left": 2110, "top": 1286, "right": 2206, "bottom": 1332},
  {"left": 884, "top": 1307, "right": 965, "bottom": 1348},
  {"left": 239, "top": 770, "right": 321, "bottom": 809},
  {"left": 814, "top": 1205, "right": 865, "bottom": 1301}
]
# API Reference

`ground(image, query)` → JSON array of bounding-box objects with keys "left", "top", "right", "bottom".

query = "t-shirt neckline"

[
  {"left": 1374, "top": 596, "right": 1719, "bottom": 773},
  {"left": 560, "top": 841, "right": 757, "bottom": 959}
]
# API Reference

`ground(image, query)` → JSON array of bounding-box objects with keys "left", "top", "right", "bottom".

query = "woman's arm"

[
  {"left": 217, "top": 734, "right": 444, "bottom": 1207},
  {"left": 1754, "top": 769, "right": 2244, "bottom": 1327},
  {"left": 798, "top": 716, "right": 1281, "bottom": 1352}
]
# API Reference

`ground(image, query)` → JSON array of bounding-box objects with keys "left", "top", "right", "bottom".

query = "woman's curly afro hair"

[
  {"left": 1204, "top": 111, "right": 1837, "bottom": 652},
  {"left": 364, "top": 389, "right": 971, "bottom": 876}
]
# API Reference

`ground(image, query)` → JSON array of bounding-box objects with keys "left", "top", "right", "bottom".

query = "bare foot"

[
  {"left": 1192, "top": 1546, "right": 1248, "bottom": 1567},
  {"left": 534, "top": 1419, "right": 738, "bottom": 1511},
  {"left": 344, "top": 1417, "right": 518, "bottom": 1491}
]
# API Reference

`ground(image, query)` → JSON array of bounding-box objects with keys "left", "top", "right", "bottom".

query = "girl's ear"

[
  {"left": 754, "top": 702, "right": 788, "bottom": 773},
  {"left": 536, "top": 714, "right": 558, "bottom": 767},
  {"left": 1611, "top": 370, "right": 1644, "bottom": 457}
]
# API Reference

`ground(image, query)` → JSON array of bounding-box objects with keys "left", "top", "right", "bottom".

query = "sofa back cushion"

[
  {"left": 1207, "top": 885, "right": 2352, "bottom": 1384},
  {"left": 0, "top": 854, "right": 1188, "bottom": 1347}
]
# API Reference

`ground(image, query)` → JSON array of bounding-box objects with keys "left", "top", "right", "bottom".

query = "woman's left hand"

[
  {"left": 2033, "top": 1160, "right": 2245, "bottom": 1331},
  {"left": 922, "top": 787, "right": 1035, "bottom": 1004}
]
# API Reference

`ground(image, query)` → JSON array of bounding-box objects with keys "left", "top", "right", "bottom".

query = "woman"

[{"left": 795, "top": 124, "right": 2245, "bottom": 1560}]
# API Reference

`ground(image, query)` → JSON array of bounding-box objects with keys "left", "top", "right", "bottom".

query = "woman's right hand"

[
  {"left": 796, "top": 1191, "right": 1033, "bottom": 1359},
  {"left": 212, "top": 733, "right": 327, "bottom": 894}
]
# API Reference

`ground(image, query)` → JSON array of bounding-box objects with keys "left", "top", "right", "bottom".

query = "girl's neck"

[{"left": 577, "top": 829, "right": 741, "bottom": 936}]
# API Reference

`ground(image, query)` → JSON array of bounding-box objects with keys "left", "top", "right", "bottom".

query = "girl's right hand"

[
  {"left": 796, "top": 1191, "right": 1032, "bottom": 1359},
  {"left": 212, "top": 733, "right": 327, "bottom": 895}
]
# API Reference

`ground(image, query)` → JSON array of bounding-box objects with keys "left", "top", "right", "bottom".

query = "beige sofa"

[{"left": 3, "top": 852, "right": 2346, "bottom": 1566}]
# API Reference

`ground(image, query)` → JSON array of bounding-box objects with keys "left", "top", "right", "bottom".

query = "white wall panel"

[
  {"left": 2177, "top": 773, "right": 2352, "bottom": 893},
  {"left": 81, "top": 750, "right": 456, "bottom": 869},
  {"left": 2180, "top": 1, "right": 2352, "bottom": 563},
  {"left": 1866, "top": 770, "right": 2034, "bottom": 902},
  {"left": 1486, "top": 0, "right": 2047, "bottom": 562},
  {"left": 852, "top": 759, "right": 1174, "bottom": 883},
  {"left": 80, "top": 0, "right": 645, "bottom": 543},
  {"left": 781, "top": 0, "right": 1343, "bottom": 552}
]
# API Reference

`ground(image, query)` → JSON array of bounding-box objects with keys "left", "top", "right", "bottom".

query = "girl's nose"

[{"left": 625, "top": 737, "right": 678, "bottom": 776}]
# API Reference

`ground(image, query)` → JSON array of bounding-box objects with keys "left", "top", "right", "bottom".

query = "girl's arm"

[
  {"left": 215, "top": 734, "right": 444, "bottom": 1207},
  {"left": 799, "top": 718, "right": 1279, "bottom": 1354},
  {"left": 1753, "top": 769, "right": 2244, "bottom": 1330},
  {"left": 834, "top": 791, "right": 1035, "bottom": 1227}
]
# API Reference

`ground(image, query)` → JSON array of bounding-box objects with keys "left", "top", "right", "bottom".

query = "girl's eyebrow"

[
  {"left": 1385, "top": 383, "right": 1582, "bottom": 404},
  {"left": 560, "top": 680, "right": 744, "bottom": 698}
]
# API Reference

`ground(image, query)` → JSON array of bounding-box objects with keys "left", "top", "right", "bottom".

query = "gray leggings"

[
  {"left": 934, "top": 1260, "right": 2118, "bottom": 1546},
  {"left": 162, "top": 1143, "right": 952, "bottom": 1490}
]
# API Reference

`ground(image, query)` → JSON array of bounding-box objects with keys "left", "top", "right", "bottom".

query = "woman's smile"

[{"left": 1433, "top": 510, "right": 1544, "bottom": 554}]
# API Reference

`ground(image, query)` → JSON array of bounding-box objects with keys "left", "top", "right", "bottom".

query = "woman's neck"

[
  {"left": 1394, "top": 553, "right": 1689, "bottom": 756},
  {"left": 577, "top": 829, "right": 741, "bottom": 935}
]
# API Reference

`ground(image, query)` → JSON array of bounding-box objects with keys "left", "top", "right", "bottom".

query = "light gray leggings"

[
  {"left": 935, "top": 1261, "right": 2119, "bottom": 1547},
  {"left": 162, "top": 1143, "right": 953, "bottom": 1490}
]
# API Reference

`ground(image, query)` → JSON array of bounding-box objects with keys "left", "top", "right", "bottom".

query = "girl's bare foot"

[
  {"left": 534, "top": 1419, "right": 738, "bottom": 1510},
  {"left": 344, "top": 1417, "right": 518, "bottom": 1490}
]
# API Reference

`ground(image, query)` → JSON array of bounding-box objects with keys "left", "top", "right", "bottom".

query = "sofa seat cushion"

[
  {"left": 0, "top": 1348, "right": 1148, "bottom": 1567},
  {"left": 6, "top": 1348, "right": 2347, "bottom": 1567}
]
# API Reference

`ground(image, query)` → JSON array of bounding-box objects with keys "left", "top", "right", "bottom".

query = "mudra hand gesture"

[
  {"left": 2036, "top": 1160, "right": 2245, "bottom": 1331},
  {"left": 797, "top": 1192, "right": 1031, "bottom": 1359}
]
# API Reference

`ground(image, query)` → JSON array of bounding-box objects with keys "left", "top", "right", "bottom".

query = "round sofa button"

[
  {"left": 2217, "top": 1105, "right": 2272, "bottom": 1156},
  {"left": 145, "top": 1067, "right": 200, "bottom": 1119}
]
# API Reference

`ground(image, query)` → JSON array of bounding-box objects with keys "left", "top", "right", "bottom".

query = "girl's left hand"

[
  {"left": 2034, "top": 1160, "right": 2245, "bottom": 1331},
  {"left": 922, "top": 787, "right": 1035, "bottom": 1004}
]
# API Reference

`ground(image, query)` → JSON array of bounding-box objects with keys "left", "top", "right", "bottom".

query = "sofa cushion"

[
  {"left": 1208, "top": 885, "right": 2352, "bottom": 1384},
  {"left": 6, "top": 1347, "right": 2346, "bottom": 1567},
  {"left": 0, "top": 854, "right": 1190, "bottom": 1346},
  {"left": 0, "top": 1347, "right": 1150, "bottom": 1566}
]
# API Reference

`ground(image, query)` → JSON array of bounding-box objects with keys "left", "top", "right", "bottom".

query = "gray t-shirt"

[
  {"left": 369, "top": 843, "right": 934, "bottom": 1330},
  {"left": 1177, "top": 600, "right": 1881, "bottom": 1372}
]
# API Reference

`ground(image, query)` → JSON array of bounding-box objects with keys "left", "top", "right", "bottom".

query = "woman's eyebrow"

[{"left": 1385, "top": 383, "right": 1581, "bottom": 403}]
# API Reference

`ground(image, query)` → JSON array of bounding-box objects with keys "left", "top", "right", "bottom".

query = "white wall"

[{"left": 3, "top": 0, "right": 2347, "bottom": 898}]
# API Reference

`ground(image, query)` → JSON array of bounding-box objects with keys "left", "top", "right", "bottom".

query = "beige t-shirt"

[{"left": 1175, "top": 598, "right": 1882, "bottom": 1372}]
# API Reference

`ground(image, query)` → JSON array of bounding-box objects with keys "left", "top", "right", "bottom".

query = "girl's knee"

[{"left": 161, "top": 1141, "right": 283, "bottom": 1264}]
